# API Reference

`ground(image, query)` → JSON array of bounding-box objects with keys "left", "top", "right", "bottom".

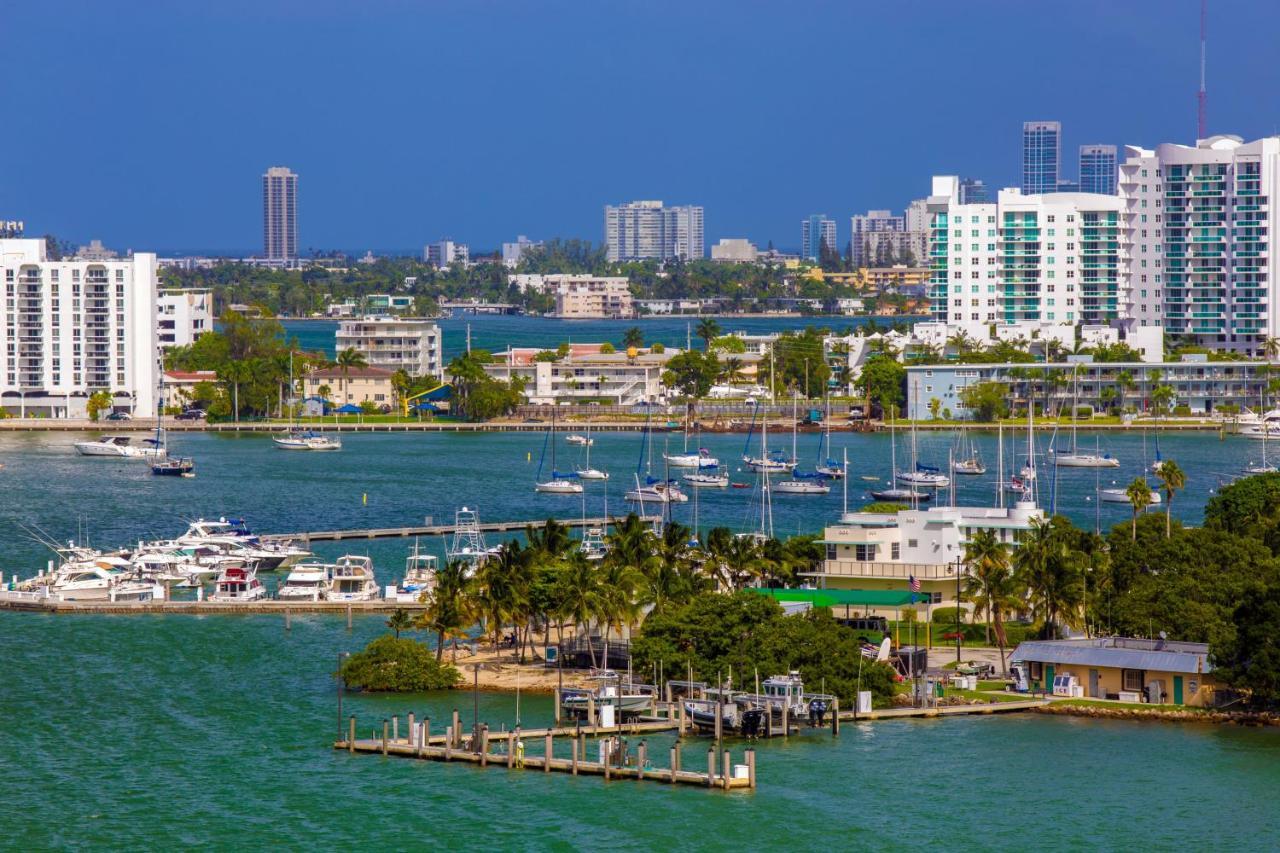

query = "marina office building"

[
  {"left": 335, "top": 317, "right": 443, "bottom": 379},
  {"left": 1, "top": 238, "right": 159, "bottom": 418},
  {"left": 809, "top": 499, "right": 1045, "bottom": 617},
  {"left": 904, "top": 354, "right": 1272, "bottom": 419}
]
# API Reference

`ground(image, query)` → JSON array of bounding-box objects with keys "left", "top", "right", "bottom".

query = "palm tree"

[
  {"left": 473, "top": 541, "right": 526, "bottom": 654},
  {"left": 219, "top": 360, "right": 251, "bottom": 422},
  {"left": 721, "top": 357, "right": 745, "bottom": 385},
  {"left": 1124, "top": 476, "right": 1153, "bottom": 541},
  {"left": 1265, "top": 337, "right": 1280, "bottom": 362},
  {"left": 1115, "top": 370, "right": 1136, "bottom": 414},
  {"left": 335, "top": 347, "right": 368, "bottom": 397},
  {"left": 597, "top": 557, "right": 644, "bottom": 670},
  {"left": 963, "top": 529, "right": 1018, "bottom": 674},
  {"left": 622, "top": 327, "right": 645, "bottom": 349},
  {"left": 419, "top": 560, "right": 472, "bottom": 662},
  {"left": 1013, "top": 518, "right": 1083, "bottom": 639},
  {"left": 695, "top": 317, "right": 722, "bottom": 349},
  {"left": 1155, "top": 459, "right": 1186, "bottom": 538},
  {"left": 557, "top": 552, "right": 605, "bottom": 668},
  {"left": 386, "top": 608, "right": 413, "bottom": 639}
]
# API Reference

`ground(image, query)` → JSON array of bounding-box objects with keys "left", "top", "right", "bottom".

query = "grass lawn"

[{"left": 1049, "top": 698, "right": 1208, "bottom": 713}]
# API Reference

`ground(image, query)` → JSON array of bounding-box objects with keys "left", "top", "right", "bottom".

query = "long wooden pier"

[
  {"left": 836, "top": 698, "right": 1050, "bottom": 720},
  {"left": 337, "top": 711, "right": 756, "bottom": 791},
  {"left": 259, "top": 515, "right": 657, "bottom": 544}
]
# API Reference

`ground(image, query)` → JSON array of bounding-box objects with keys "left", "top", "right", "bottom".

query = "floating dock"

[{"left": 258, "top": 515, "right": 657, "bottom": 544}]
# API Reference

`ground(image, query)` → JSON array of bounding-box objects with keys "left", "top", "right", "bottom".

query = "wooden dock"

[
  {"left": 336, "top": 711, "right": 755, "bottom": 791},
  {"left": 259, "top": 515, "right": 658, "bottom": 544},
  {"left": 838, "top": 699, "right": 1050, "bottom": 720}
]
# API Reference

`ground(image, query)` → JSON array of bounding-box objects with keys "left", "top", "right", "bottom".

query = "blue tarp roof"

[{"left": 335, "top": 403, "right": 362, "bottom": 413}]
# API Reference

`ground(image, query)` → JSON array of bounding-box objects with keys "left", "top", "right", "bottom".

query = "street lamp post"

[{"left": 952, "top": 556, "right": 965, "bottom": 664}]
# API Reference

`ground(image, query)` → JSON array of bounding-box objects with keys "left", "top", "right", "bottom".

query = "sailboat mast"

[{"left": 997, "top": 421, "right": 1004, "bottom": 509}]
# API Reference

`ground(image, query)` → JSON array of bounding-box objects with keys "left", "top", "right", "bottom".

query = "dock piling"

[
  {"left": 480, "top": 727, "right": 489, "bottom": 766},
  {"left": 714, "top": 698, "right": 723, "bottom": 744},
  {"left": 746, "top": 748, "right": 756, "bottom": 789},
  {"left": 587, "top": 696, "right": 596, "bottom": 727},
  {"left": 571, "top": 737, "right": 579, "bottom": 775},
  {"left": 637, "top": 742, "right": 646, "bottom": 781},
  {"left": 722, "top": 749, "right": 731, "bottom": 790},
  {"left": 678, "top": 701, "right": 686, "bottom": 736},
  {"left": 392, "top": 715, "right": 399, "bottom": 742},
  {"left": 544, "top": 733, "right": 552, "bottom": 773},
  {"left": 284, "top": 610, "right": 291, "bottom": 631},
  {"left": 507, "top": 733, "right": 515, "bottom": 769},
  {"left": 348, "top": 715, "right": 356, "bottom": 753},
  {"left": 407, "top": 712, "right": 415, "bottom": 745},
  {"left": 831, "top": 698, "right": 840, "bottom": 735},
  {"left": 451, "top": 710, "right": 461, "bottom": 747},
  {"left": 670, "top": 747, "right": 678, "bottom": 783},
  {"left": 381, "top": 719, "right": 389, "bottom": 756},
  {"left": 706, "top": 748, "right": 716, "bottom": 787},
  {"left": 346, "top": 605, "right": 352, "bottom": 630},
  {"left": 554, "top": 687, "right": 561, "bottom": 724},
  {"left": 444, "top": 727, "right": 453, "bottom": 761}
]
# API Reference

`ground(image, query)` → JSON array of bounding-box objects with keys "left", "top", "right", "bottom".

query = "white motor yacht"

[
  {"left": 396, "top": 548, "right": 437, "bottom": 600},
  {"left": 328, "top": 555, "right": 380, "bottom": 602},
  {"left": 209, "top": 565, "right": 267, "bottom": 602},
  {"left": 74, "top": 434, "right": 167, "bottom": 459},
  {"left": 276, "top": 563, "right": 332, "bottom": 602}
]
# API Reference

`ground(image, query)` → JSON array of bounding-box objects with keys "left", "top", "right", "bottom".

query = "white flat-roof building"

[
  {"left": 502, "top": 235, "right": 542, "bottom": 268},
  {"left": 336, "top": 317, "right": 443, "bottom": 379},
  {"left": 156, "top": 289, "right": 212, "bottom": 349},
  {"left": 545, "top": 275, "right": 634, "bottom": 318},
  {"left": 1, "top": 238, "right": 158, "bottom": 418},
  {"left": 710, "top": 238, "right": 758, "bottom": 263},
  {"left": 604, "top": 200, "right": 704, "bottom": 262},
  {"left": 425, "top": 240, "right": 469, "bottom": 268}
]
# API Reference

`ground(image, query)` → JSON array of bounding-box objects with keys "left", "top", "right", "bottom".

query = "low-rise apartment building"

[
  {"left": 156, "top": 289, "right": 212, "bottom": 349},
  {"left": 335, "top": 317, "right": 442, "bottom": 379},
  {"left": 302, "top": 365, "right": 396, "bottom": 407},
  {"left": 546, "top": 275, "right": 634, "bottom": 318}
]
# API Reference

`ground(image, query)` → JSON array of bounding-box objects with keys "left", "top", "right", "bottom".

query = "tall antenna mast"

[{"left": 1197, "top": 0, "right": 1208, "bottom": 139}]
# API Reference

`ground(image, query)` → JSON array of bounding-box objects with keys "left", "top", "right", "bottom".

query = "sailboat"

[
  {"left": 574, "top": 423, "right": 609, "bottom": 480},
  {"left": 896, "top": 382, "right": 949, "bottom": 488},
  {"left": 1051, "top": 374, "right": 1118, "bottom": 468},
  {"left": 1005, "top": 405, "right": 1038, "bottom": 497},
  {"left": 150, "top": 377, "right": 193, "bottom": 476},
  {"left": 665, "top": 420, "right": 719, "bottom": 468},
  {"left": 870, "top": 412, "right": 929, "bottom": 503},
  {"left": 951, "top": 430, "right": 986, "bottom": 475},
  {"left": 776, "top": 395, "right": 832, "bottom": 495},
  {"left": 742, "top": 401, "right": 796, "bottom": 472},
  {"left": 815, "top": 392, "right": 845, "bottom": 479},
  {"left": 534, "top": 409, "right": 583, "bottom": 494},
  {"left": 273, "top": 352, "right": 341, "bottom": 450},
  {"left": 625, "top": 415, "right": 687, "bottom": 504}
]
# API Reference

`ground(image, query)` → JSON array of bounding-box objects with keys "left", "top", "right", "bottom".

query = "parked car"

[
  {"left": 105, "top": 411, "right": 132, "bottom": 421},
  {"left": 175, "top": 409, "right": 206, "bottom": 421}
]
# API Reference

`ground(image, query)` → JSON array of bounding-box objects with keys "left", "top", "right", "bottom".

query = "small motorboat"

[
  {"left": 74, "top": 434, "right": 167, "bottom": 459},
  {"left": 565, "top": 434, "right": 592, "bottom": 446},
  {"left": 397, "top": 547, "right": 437, "bottom": 600},
  {"left": 731, "top": 482, "right": 752, "bottom": 489},
  {"left": 209, "top": 565, "right": 268, "bottom": 602}
]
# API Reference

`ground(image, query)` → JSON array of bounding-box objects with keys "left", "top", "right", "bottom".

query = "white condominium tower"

[
  {"left": 801, "top": 214, "right": 837, "bottom": 261},
  {"left": 262, "top": 166, "right": 298, "bottom": 260},
  {"left": 926, "top": 176, "right": 1124, "bottom": 333},
  {"left": 1120, "top": 135, "right": 1280, "bottom": 354},
  {"left": 1, "top": 238, "right": 158, "bottom": 418},
  {"left": 603, "top": 201, "right": 704, "bottom": 262}
]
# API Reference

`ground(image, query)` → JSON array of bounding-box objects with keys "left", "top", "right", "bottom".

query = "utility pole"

[{"left": 954, "top": 556, "right": 965, "bottom": 664}]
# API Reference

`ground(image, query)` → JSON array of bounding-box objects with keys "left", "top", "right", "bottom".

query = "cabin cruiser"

[
  {"left": 273, "top": 431, "right": 342, "bottom": 451},
  {"left": 580, "top": 527, "right": 607, "bottom": 561},
  {"left": 683, "top": 469, "right": 729, "bottom": 488},
  {"left": 774, "top": 473, "right": 832, "bottom": 495},
  {"left": 209, "top": 565, "right": 267, "bottom": 602},
  {"left": 74, "top": 434, "right": 167, "bottom": 459},
  {"left": 179, "top": 518, "right": 257, "bottom": 543},
  {"left": 396, "top": 549, "right": 437, "bottom": 600},
  {"left": 276, "top": 563, "right": 332, "bottom": 602},
  {"left": 328, "top": 555, "right": 380, "bottom": 601},
  {"left": 44, "top": 564, "right": 163, "bottom": 602},
  {"left": 685, "top": 672, "right": 815, "bottom": 734}
]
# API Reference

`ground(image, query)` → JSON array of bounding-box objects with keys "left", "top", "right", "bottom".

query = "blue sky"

[{"left": 4, "top": 0, "right": 1280, "bottom": 254}]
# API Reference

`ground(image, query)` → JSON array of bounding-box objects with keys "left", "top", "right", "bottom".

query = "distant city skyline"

[{"left": 5, "top": 1, "right": 1280, "bottom": 251}]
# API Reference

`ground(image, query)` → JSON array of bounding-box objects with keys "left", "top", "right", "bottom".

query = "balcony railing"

[{"left": 808, "top": 560, "right": 956, "bottom": 580}]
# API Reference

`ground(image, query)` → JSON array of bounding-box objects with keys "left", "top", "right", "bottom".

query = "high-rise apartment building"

[
  {"left": 958, "top": 178, "right": 988, "bottom": 204},
  {"left": 1119, "top": 135, "right": 1280, "bottom": 353},
  {"left": 1022, "top": 121, "right": 1061, "bottom": 195},
  {"left": 603, "top": 201, "right": 704, "bottom": 262},
  {"left": 501, "top": 235, "right": 542, "bottom": 268},
  {"left": 801, "top": 215, "right": 837, "bottom": 261},
  {"left": 262, "top": 166, "right": 298, "bottom": 261},
  {"left": 1080, "top": 145, "right": 1118, "bottom": 195},
  {"left": 336, "top": 317, "right": 443, "bottom": 379},
  {"left": 1, "top": 238, "right": 159, "bottom": 417},
  {"left": 926, "top": 176, "right": 1124, "bottom": 331}
]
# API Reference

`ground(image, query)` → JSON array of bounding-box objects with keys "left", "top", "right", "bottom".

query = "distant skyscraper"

[
  {"left": 604, "top": 201, "right": 704, "bottom": 262},
  {"left": 1080, "top": 144, "right": 1118, "bottom": 195},
  {"left": 801, "top": 214, "right": 836, "bottom": 261},
  {"left": 1022, "top": 121, "right": 1061, "bottom": 194},
  {"left": 262, "top": 166, "right": 297, "bottom": 261},
  {"left": 958, "top": 178, "right": 988, "bottom": 204},
  {"left": 1056, "top": 178, "right": 1081, "bottom": 193}
]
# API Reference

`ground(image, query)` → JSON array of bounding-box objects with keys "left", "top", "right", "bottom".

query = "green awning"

[{"left": 749, "top": 588, "right": 920, "bottom": 607}]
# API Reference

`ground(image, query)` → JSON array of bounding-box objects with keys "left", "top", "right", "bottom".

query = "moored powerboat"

[
  {"left": 276, "top": 563, "right": 332, "bottom": 601},
  {"left": 74, "top": 434, "right": 167, "bottom": 459},
  {"left": 273, "top": 431, "right": 342, "bottom": 451},
  {"left": 209, "top": 565, "right": 267, "bottom": 602},
  {"left": 328, "top": 554, "right": 380, "bottom": 602}
]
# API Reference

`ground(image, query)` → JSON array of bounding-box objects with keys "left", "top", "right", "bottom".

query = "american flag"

[{"left": 909, "top": 575, "right": 921, "bottom": 592}]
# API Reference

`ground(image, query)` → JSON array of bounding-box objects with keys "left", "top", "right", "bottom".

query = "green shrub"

[
  {"left": 1172, "top": 405, "right": 1192, "bottom": 416},
  {"left": 339, "top": 635, "right": 461, "bottom": 692}
]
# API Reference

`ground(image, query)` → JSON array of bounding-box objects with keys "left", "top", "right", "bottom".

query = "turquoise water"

[
  {"left": 281, "top": 314, "right": 884, "bottom": 360},
  {"left": 1, "top": 612, "right": 1277, "bottom": 848},
  {"left": 0, "top": 428, "right": 1260, "bottom": 577},
  {"left": 3, "top": 430, "right": 1279, "bottom": 847}
]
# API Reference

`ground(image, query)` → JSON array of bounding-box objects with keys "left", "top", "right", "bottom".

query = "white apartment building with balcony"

[
  {"left": 546, "top": 275, "right": 634, "bottom": 318},
  {"left": 1119, "top": 135, "right": 1280, "bottom": 354},
  {"left": 1, "top": 238, "right": 158, "bottom": 418},
  {"left": 604, "top": 200, "right": 704, "bottom": 262},
  {"left": 927, "top": 176, "right": 1126, "bottom": 340},
  {"left": 156, "top": 288, "right": 212, "bottom": 349},
  {"left": 335, "top": 317, "right": 443, "bottom": 379},
  {"left": 809, "top": 500, "right": 1044, "bottom": 617}
]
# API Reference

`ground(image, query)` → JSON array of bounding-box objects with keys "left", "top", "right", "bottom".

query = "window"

[
  {"left": 825, "top": 544, "right": 837, "bottom": 560},
  {"left": 926, "top": 592, "right": 943, "bottom": 605},
  {"left": 907, "top": 539, "right": 918, "bottom": 549},
  {"left": 1122, "top": 669, "right": 1145, "bottom": 692},
  {"left": 854, "top": 544, "right": 876, "bottom": 561},
  {"left": 891, "top": 542, "right": 900, "bottom": 560}
]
